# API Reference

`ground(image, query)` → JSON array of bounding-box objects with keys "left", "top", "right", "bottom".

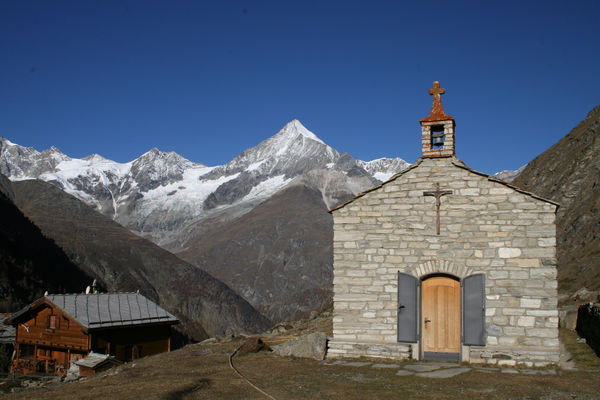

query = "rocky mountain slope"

[
  {"left": 1, "top": 120, "right": 409, "bottom": 322},
  {"left": 0, "top": 174, "right": 93, "bottom": 312},
  {"left": 174, "top": 183, "right": 333, "bottom": 323},
  {"left": 513, "top": 105, "right": 600, "bottom": 299},
  {"left": 10, "top": 179, "right": 271, "bottom": 340}
]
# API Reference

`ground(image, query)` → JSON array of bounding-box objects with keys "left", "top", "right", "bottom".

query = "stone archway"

[{"left": 415, "top": 259, "right": 472, "bottom": 279}]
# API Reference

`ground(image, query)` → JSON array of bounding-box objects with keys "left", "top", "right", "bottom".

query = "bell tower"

[{"left": 420, "top": 81, "right": 455, "bottom": 157}]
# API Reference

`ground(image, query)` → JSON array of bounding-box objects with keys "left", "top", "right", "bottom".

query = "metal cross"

[{"left": 423, "top": 183, "right": 453, "bottom": 235}]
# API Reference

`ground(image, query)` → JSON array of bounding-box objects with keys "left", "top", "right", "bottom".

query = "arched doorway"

[{"left": 421, "top": 275, "right": 460, "bottom": 360}]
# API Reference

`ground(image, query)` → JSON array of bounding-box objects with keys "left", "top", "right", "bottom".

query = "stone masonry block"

[
  {"left": 517, "top": 316, "right": 536, "bottom": 327},
  {"left": 499, "top": 247, "right": 522, "bottom": 258},
  {"left": 334, "top": 231, "right": 365, "bottom": 241},
  {"left": 520, "top": 298, "right": 542, "bottom": 308},
  {"left": 526, "top": 328, "right": 556, "bottom": 338}
]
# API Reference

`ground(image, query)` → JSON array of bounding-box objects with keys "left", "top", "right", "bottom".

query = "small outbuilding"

[
  {"left": 72, "top": 352, "right": 122, "bottom": 377},
  {"left": 8, "top": 292, "right": 178, "bottom": 375},
  {"left": 328, "top": 82, "right": 560, "bottom": 367}
]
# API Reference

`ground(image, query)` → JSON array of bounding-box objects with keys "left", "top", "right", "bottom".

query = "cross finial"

[{"left": 428, "top": 81, "right": 446, "bottom": 117}]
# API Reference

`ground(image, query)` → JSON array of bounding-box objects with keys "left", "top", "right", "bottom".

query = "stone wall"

[{"left": 329, "top": 156, "right": 559, "bottom": 366}]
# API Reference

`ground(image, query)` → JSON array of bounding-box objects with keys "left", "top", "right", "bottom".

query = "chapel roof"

[
  {"left": 8, "top": 293, "right": 178, "bottom": 330},
  {"left": 329, "top": 156, "right": 559, "bottom": 213},
  {"left": 329, "top": 81, "right": 559, "bottom": 212}
]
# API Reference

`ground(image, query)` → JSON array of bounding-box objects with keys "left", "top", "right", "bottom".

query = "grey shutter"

[
  {"left": 463, "top": 273, "right": 486, "bottom": 346},
  {"left": 397, "top": 272, "right": 419, "bottom": 343}
]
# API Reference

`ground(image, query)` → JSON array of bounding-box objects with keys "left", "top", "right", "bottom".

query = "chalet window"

[
  {"left": 39, "top": 348, "right": 52, "bottom": 357},
  {"left": 21, "top": 344, "right": 35, "bottom": 358},
  {"left": 48, "top": 315, "right": 59, "bottom": 329}
]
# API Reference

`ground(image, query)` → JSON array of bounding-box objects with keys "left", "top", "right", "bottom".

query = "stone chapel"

[{"left": 328, "top": 82, "right": 560, "bottom": 366}]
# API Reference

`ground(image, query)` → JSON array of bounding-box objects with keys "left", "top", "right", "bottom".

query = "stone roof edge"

[
  {"left": 450, "top": 160, "right": 561, "bottom": 208},
  {"left": 420, "top": 115, "right": 455, "bottom": 123},
  {"left": 328, "top": 158, "right": 424, "bottom": 213},
  {"left": 328, "top": 156, "right": 560, "bottom": 213}
]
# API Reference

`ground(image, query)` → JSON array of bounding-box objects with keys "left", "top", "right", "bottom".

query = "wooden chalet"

[{"left": 7, "top": 293, "right": 178, "bottom": 376}]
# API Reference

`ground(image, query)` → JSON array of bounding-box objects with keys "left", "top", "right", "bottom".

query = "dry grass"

[
  {"left": 560, "top": 328, "right": 600, "bottom": 370},
  {"left": 3, "top": 335, "right": 600, "bottom": 400}
]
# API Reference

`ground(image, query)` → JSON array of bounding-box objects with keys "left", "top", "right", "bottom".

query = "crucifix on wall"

[{"left": 423, "top": 183, "right": 453, "bottom": 235}]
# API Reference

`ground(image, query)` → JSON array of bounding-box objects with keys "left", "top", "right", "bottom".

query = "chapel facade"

[{"left": 328, "top": 82, "right": 560, "bottom": 366}]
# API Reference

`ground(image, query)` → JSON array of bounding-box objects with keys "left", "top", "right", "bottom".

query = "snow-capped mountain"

[
  {"left": 493, "top": 165, "right": 526, "bottom": 182},
  {"left": 0, "top": 120, "right": 408, "bottom": 244},
  {"left": 205, "top": 119, "right": 339, "bottom": 178},
  {"left": 358, "top": 157, "right": 411, "bottom": 182},
  {"left": 0, "top": 138, "right": 70, "bottom": 179},
  {"left": 1, "top": 120, "right": 410, "bottom": 323}
]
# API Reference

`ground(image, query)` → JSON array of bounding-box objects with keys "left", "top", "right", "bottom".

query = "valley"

[{"left": 2, "top": 107, "right": 599, "bottom": 337}]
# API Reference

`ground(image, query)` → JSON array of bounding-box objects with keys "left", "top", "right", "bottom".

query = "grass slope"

[{"left": 5, "top": 338, "right": 600, "bottom": 399}]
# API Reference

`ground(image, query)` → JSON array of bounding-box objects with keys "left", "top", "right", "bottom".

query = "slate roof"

[
  {"left": 8, "top": 293, "right": 178, "bottom": 330},
  {"left": 46, "top": 293, "right": 178, "bottom": 329},
  {"left": 74, "top": 352, "right": 121, "bottom": 369}
]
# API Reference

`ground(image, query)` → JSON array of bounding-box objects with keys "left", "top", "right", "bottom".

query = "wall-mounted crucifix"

[{"left": 423, "top": 183, "right": 453, "bottom": 235}]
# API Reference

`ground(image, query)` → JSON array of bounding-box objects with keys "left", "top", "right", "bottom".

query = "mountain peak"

[
  {"left": 142, "top": 148, "right": 161, "bottom": 156},
  {"left": 138, "top": 148, "right": 172, "bottom": 161},
  {"left": 47, "top": 146, "right": 64, "bottom": 153},
  {"left": 134, "top": 148, "right": 197, "bottom": 171},
  {"left": 280, "top": 119, "right": 325, "bottom": 145},
  {"left": 0, "top": 137, "right": 16, "bottom": 146},
  {"left": 82, "top": 153, "right": 107, "bottom": 162}
]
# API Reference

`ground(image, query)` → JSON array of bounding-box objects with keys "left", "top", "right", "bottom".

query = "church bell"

[{"left": 431, "top": 127, "right": 445, "bottom": 147}]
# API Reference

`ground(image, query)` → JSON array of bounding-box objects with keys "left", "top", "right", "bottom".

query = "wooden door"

[{"left": 422, "top": 276, "right": 460, "bottom": 357}]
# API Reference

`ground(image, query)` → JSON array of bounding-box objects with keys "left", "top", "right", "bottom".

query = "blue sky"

[{"left": 1, "top": 1, "right": 598, "bottom": 174}]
